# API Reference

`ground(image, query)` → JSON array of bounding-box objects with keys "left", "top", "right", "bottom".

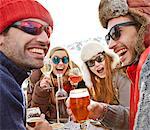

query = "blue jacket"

[{"left": 0, "top": 52, "right": 29, "bottom": 130}]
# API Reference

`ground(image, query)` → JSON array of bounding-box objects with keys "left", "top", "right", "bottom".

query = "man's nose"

[{"left": 108, "top": 39, "right": 118, "bottom": 49}]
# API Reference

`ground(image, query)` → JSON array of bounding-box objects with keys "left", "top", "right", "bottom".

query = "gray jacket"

[
  {"left": 101, "top": 72, "right": 130, "bottom": 130},
  {"left": 134, "top": 53, "right": 150, "bottom": 130}
]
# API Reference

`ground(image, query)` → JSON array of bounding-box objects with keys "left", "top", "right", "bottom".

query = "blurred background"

[{"left": 38, "top": 0, "right": 108, "bottom": 66}]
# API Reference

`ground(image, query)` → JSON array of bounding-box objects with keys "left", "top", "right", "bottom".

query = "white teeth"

[
  {"left": 57, "top": 67, "right": 64, "bottom": 70},
  {"left": 117, "top": 49, "right": 127, "bottom": 56},
  {"left": 29, "top": 48, "right": 44, "bottom": 54}
]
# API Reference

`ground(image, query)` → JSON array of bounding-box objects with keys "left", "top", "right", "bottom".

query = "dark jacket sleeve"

[
  {"left": 101, "top": 105, "right": 129, "bottom": 130},
  {"left": 29, "top": 81, "right": 50, "bottom": 114},
  {"left": 0, "top": 70, "right": 26, "bottom": 130}
]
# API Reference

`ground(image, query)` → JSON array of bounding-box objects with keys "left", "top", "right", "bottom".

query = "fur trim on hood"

[
  {"left": 81, "top": 40, "right": 120, "bottom": 69},
  {"left": 99, "top": 0, "right": 150, "bottom": 56}
]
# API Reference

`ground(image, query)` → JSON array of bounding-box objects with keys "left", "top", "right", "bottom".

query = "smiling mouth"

[
  {"left": 56, "top": 68, "right": 64, "bottom": 71},
  {"left": 29, "top": 48, "right": 45, "bottom": 56},
  {"left": 117, "top": 48, "right": 127, "bottom": 57},
  {"left": 97, "top": 68, "right": 104, "bottom": 73}
]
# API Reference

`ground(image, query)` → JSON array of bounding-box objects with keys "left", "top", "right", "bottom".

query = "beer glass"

[
  {"left": 69, "top": 68, "right": 82, "bottom": 88},
  {"left": 69, "top": 88, "right": 90, "bottom": 129},
  {"left": 26, "top": 107, "right": 42, "bottom": 127}
]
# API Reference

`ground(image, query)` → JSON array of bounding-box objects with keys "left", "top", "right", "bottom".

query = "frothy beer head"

[
  {"left": 70, "top": 88, "right": 90, "bottom": 123},
  {"left": 70, "top": 88, "right": 89, "bottom": 98}
]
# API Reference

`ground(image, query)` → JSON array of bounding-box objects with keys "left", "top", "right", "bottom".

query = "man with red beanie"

[
  {"left": 98, "top": 0, "right": 150, "bottom": 129},
  {"left": 0, "top": 0, "right": 53, "bottom": 129}
]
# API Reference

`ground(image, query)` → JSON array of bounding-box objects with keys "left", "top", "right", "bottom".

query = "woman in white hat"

[{"left": 80, "top": 40, "right": 130, "bottom": 129}]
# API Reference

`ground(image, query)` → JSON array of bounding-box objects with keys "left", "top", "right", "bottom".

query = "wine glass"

[
  {"left": 41, "top": 57, "right": 53, "bottom": 77},
  {"left": 40, "top": 57, "right": 53, "bottom": 90},
  {"left": 55, "top": 74, "right": 68, "bottom": 124},
  {"left": 69, "top": 68, "right": 82, "bottom": 88},
  {"left": 69, "top": 88, "right": 90, "bottom": 130}
]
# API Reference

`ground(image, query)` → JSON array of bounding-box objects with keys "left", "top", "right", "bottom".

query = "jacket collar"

[
  {"left": 0, "top": 51, "right": 29, "bottom": 86},
  {"left": 126, "top": 63, "right": 138, "bottom": 84}
]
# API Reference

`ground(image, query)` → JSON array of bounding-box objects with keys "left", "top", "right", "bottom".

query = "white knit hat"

[{"left": 80, "top": 40, "right": 120, "bottom": 87}]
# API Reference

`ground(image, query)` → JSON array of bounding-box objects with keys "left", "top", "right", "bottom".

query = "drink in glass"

[
  {"left": 69, "top": 88, "right": 90, "bottom": 123},
  {"left": 26, "top": 107, "right": 42, "bottom": 127},
  {"left": 41, "top": 57, "right": 53, "bottom": 77},
  {"left": 69, "top": 68, "right": 82, "bottom": 87},
  {"left": 69, "top": 75, "right": 82, "bottom": 84}
]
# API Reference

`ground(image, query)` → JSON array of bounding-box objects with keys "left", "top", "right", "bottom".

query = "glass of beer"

[
  {"left": 26, "top": 107, "right": 42, "bottom": 127},
  {"left": 69, "top": 88, "right": 90, "bottom": 129},
  {"left": 69, "top": 68, "right": 82, "bottom": 88}
]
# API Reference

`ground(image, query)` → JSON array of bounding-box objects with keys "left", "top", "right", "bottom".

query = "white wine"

[
  {"left": 41, "top": 57, "right": 53, "bottom": 77},
  {"left": 41, "top": 63, "right": 52, "bottom": 76}
]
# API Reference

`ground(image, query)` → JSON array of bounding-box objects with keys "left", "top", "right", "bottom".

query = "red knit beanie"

[{"left": 0, "top": 0, "right": 53, "bottom": 33}]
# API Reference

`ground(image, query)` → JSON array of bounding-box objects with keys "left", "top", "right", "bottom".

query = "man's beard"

[{"left": 118, "top": 50, "right": 139, "bottom": 69}]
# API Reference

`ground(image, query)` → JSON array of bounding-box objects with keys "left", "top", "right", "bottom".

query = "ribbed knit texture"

[{"left": 0, "top": 0, "right": 53, "bottom": 33}]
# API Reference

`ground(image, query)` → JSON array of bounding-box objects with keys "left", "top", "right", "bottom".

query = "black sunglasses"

[
  {"left": 52, "top": 56, "right": 69, "bottom": 64},
  {"left": 86, "top": 54, "right": 105, "bottom": 67},
  {"left": 105, "top": 21, "right": 137, "bottom": 45},
  {"left": 11, "top": 21, "right": 52, "bottom": 38}
]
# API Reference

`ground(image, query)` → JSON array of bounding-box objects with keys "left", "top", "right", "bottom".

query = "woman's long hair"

[{"left": 89, "top": 55, "right": 117, "bottom": 104}]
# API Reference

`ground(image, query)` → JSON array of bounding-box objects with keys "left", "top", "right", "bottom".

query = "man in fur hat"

[
  {"left": 98, "top": 0, "right": 150, "bottom": 129},
  {"left": 66, "top": 0, "right": 149, "bottom": 129}
]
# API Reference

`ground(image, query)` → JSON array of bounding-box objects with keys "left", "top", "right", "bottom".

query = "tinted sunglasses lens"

[
  {"left": 86, "top": 60, "right": 95, "bottom": 67},
  {"left": 20, "top": 21, "right": 42, "bottom": 35},
  {"left": 110, "top": 26, "right": 120, "bottom": 41},
  {"left": 52, "top": 57, "right": 60, "bottom": 64},
  {"left": 12, "top": 21, "right": 51, "bottom": 37},
  {"left": 62, "top": 56, "right": 69, "bottom": 64},
  {"left": 96, "top": 55, "right": 104, "bottom": 63}
]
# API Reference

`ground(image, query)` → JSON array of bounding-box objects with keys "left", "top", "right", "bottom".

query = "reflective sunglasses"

[
  {"left": 11, "top": 21, "right": 52, "bottom": 38},
  {"left": 52, "top": 56, "right": 69, "bottom": 64},
  {"left": 105, "top": 21, "right": 137, "bottom": 45},
  {"left": 86, "top": 54, "right": 105, "bottom": 67}
]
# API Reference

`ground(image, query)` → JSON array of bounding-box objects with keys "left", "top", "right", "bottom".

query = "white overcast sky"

[{"left": 38, "top": 0, "right": 107, "bottom": 47}]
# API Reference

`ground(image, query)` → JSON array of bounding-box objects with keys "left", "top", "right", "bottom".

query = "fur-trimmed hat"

[
  {"left": 80, "top": 40, "right": 120, "bottom": 87},
  {"left": 81, "top": 40, "right": 120, "bottom": 69},
  {"left": 99, "top": 0, "right": 150, "bottom": 55},
  {"left": 0, "top": 0, "right": 53, "bottom": 33}
]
